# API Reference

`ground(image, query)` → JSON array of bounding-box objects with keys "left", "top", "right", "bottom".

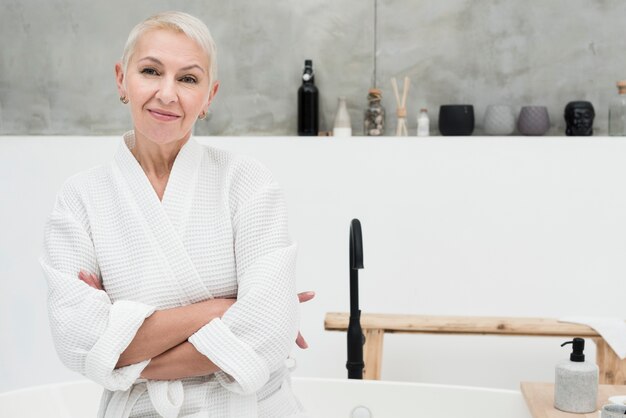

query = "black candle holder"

[{"left": 438, "top": 105, "right": 475, "bottom": 136}]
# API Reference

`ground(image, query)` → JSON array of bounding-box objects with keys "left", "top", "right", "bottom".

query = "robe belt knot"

[{"left": 104, "top": 380, "right": 184, "bottom": 418}]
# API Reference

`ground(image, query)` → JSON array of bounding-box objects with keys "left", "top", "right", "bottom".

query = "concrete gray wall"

[{"left": 2, "top": 0, "right": 625, "bottom": 136}]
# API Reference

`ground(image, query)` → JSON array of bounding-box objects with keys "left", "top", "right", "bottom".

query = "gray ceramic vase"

[
  {"left": 518, "top": 106, "right": 550, "bottom": 136},
  {"left": 484, "top": 105, "right": 516, "bottom": 135}
]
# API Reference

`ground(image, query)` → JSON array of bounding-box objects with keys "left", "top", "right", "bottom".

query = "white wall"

[{"left": 1, "top": 136, "right": 625, "bottom": 393}]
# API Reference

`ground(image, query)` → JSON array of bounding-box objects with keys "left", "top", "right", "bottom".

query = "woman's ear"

[
  {"left": 207, "top": 80, "right": 220, "bottom": 107},
  {"left": 114, "top": 62, "right": 126, "bottom": 98}
]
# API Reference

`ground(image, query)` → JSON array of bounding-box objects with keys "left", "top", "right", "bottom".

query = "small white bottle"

[
  {"left": 554, "top": 338, "right": 598, "bottom": 413},
  {"left": 417, "top": 108, "right": 430, "bottom": 137},
  {"left": 333, "top": 97, "right": 352, "bottom": 137}
]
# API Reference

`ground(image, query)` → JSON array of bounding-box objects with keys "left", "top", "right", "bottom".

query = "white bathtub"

[
  {"left": 295, "top": 378, "right": 531, "bottom": 418},
  {"left": 0, "top": 377, "right": 531, "bottom": 418}
]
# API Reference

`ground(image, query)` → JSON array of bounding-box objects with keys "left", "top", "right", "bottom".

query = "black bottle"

[{"left": 298, "top": 60, "right": 319, "bottom": 136}]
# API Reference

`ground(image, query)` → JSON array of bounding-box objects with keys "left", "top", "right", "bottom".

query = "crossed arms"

[{"left": 77, "top": 271, "right": 313, "bottom": 381}]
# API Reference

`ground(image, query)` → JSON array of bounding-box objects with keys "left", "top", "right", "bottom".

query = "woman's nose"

[{"left": 155, "top": 77, "right": 178, "bottom": 104}]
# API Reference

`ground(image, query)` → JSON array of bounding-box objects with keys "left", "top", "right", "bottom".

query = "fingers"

[
  {"left": 90, "top": 272, "right": 103, "bottom": 290},
  {"left": 78, "top": 270, "right": 103, "bottom": 290},
  {"left": 78, "top": 270, "right": 95, "bottom": 287},
  {"left": 297, "top": 291, "right": 315, "bottom": 304},
  {"left": 295, "top": 331, "right": 308, "bottom": 349},
  {"left": 296, "top": 291, "right": 315, "bottom": 349}
]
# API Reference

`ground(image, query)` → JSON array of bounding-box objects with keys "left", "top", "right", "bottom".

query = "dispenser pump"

[
  {"left": 561, "top": 338, "right": 586, "bottom": 362},
  {"left": 554, "top": 337, "right": 598, "bottom": 413}
]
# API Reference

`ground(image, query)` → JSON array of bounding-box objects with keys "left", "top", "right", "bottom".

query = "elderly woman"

[{"left": 40, "top": 11, "right": 309, "bottom": 418}]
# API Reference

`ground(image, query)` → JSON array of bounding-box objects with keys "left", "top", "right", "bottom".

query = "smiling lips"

[{"left": 148, "top": 108, "right": 181, "bottom": 122}]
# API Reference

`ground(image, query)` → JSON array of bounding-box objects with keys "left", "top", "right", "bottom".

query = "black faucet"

[{"left": 347, "top": 218, "right": 365, "bottom": 379}]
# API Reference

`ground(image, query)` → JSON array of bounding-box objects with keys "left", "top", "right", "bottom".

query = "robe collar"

[
  {"left": 113, "top": 130, "right": 213, "bottom": 303},
  {"left": 115, "top": 130, "right": 204, "bottom": 233}
]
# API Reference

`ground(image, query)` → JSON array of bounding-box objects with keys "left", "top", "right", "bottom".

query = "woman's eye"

[
  {"left": 180, "top": 76, "right": 197, "bottom": 84},
  {"left": 140, "top": 68, "right": 158, "bottom": 76}
]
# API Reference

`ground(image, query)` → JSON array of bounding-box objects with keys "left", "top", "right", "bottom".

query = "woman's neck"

[{"left": 131, "top": 135, "right": 188, "bottom": 178}]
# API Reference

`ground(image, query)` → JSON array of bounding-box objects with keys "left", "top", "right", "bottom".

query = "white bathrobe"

[{"left": 40, "top": 131, "right": 304, "bottom": 417}]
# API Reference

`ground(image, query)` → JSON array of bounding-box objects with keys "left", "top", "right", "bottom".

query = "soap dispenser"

[{"left": 554, "top": 338, "right": 598, "bottom": 413}]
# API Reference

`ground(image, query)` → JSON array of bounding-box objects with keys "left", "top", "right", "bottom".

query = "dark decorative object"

[
  {"left": 438, "top": 105, "right": 474, "bottom": 136},
  {"left": 564, "top": 101, "right": 595, "bottom": 136},
  {"left": 518, "top": 106, "right": 550, "bottom": 136}
]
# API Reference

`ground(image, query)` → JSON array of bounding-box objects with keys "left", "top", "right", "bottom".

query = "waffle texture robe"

[{"left": 40, "top": 131, "right": 304, "bottom": 417}]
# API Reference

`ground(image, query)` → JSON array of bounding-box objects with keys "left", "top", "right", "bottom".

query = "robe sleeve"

[
  {"left": 40, "top": 182, "right": 156, "bottom": 391},
  {"left": 189, "top": 168, "right": 299, "bottom": 395}
]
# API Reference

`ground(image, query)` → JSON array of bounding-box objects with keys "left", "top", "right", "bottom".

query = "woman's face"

[{"left": 115, "top": 29, "right": 218, "bottom": 147}]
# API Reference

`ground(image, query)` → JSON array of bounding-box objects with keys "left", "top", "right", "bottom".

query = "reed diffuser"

[{"left": 391, "top": 76, "right": 410, "bottom": 136}]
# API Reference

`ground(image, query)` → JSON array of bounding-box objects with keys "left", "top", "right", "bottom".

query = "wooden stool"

[{"left": 324, "top": 313, "right": 626, "bottom": 384}]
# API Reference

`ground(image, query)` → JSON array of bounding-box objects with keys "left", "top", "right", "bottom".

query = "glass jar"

[
  {"left": 363, "top": 89, "right": 385, "bottom": 136},
  {"left": 609, "top": 81, "right": 626, "bottom": 136}
]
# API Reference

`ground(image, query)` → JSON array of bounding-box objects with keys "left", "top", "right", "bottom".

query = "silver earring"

[
  {"left": 199, "top": 111, "right": 207, "bottom": 120},
  {"left": 119, "top": 96, "right": 129, "bottom": 104}
]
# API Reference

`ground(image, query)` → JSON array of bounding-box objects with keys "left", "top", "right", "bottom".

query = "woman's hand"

[
  {"left": 78, "top": 270, "right": 103, "bottom": 290},
  {"left": 77, "top": 271, "right": 315, "bottom": 348},
  {"left": 296, "top": 291, "right": 314, "bottom": 349}
]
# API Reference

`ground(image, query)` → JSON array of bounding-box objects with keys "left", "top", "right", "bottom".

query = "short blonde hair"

[{"left": 121, "top": 11, "right": 218, "bottom": 87}]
